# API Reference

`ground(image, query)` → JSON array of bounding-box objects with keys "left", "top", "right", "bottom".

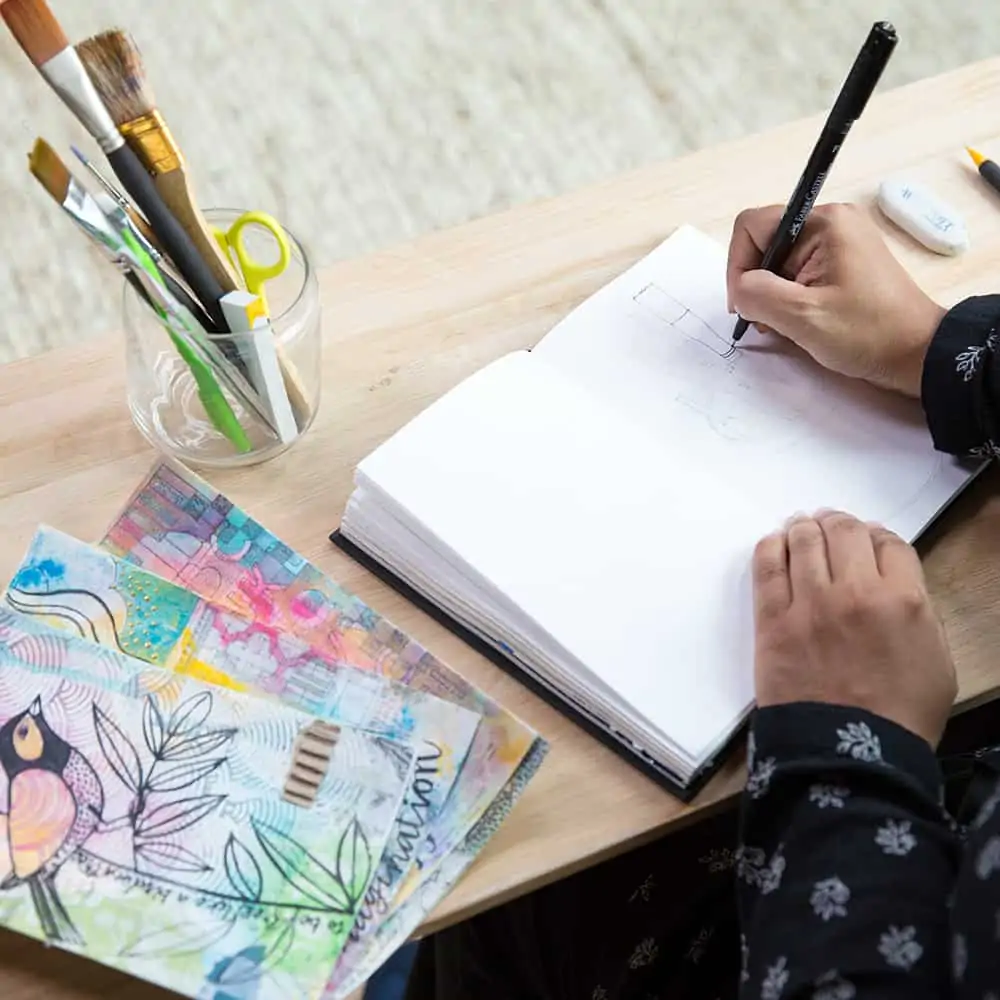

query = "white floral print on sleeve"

[
  {"left": 878, "top": 925, "right": 923, "bottom": 970},
  {"left": 835, "top": 722, "right": 882, "bottom": 762},
  {"left": 973, "top": 780, "right": 1000, "bottom": 829},
  {"left": 975, "top": 835, "right": 1000, "bottom": 880},
  {"left": 874, "top": 819, "right": 917, "bottom": 856},
  {"left": 809, "top": 784, "right": 849, "bottom": 809},
  {"left": 812, "top": 970, "right": 856, "bottom": 1000},
  {"left": 737, "top": 844, "right": 786, "bottom": 894},
  {"left": 810, "top": 877, "right": 850, "bottom": 921},
  {"left": 956, "top": 345, "right": 987, "bottom": 381},
  {"left": 952, "top": 932, "right": 967, "bottom": 983},
  {"left": 746, "top": 756, "right": 777, "bottom": 799},
  {"left": 761, "top": 956, "right": 789, "bottom": 1000}
]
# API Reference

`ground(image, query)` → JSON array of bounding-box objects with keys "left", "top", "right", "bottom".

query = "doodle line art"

[
  {"left": 0, "top": 619, "right": 410, "bottom": 999},
  {"left": 633, "top": 283, "right": 735, "bottom": 358},
  {"left": 95, "top": 460, "right": 548, "bottom": 989}
]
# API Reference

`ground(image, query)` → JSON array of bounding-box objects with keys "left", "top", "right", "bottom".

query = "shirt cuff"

[
  {"left": 921, "top": 295, "right": 1000, "bottom": 455},
  {"left": 751, "top": 702, "right": 943, "bottom": 802}
]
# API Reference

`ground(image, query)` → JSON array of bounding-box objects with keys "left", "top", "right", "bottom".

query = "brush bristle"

[
  {"left": 28, "top": 138, "right": 70, "bottom": 204},
  {"left": 76, "top": 29, "right": 154, "bottom": 126},
  {"left": 1, "top": 0, "right": 68, "bottom": 66}
]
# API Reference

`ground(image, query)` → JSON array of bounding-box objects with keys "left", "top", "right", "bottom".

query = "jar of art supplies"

[{"left": 122, "top": 209, "right": 321, "bottom": 468}]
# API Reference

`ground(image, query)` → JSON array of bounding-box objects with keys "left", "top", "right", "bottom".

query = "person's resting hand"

[
  {"left": 752, "top": 509, "right": 956, "bottom": 748},
  {"left": 727, "top": 203, "right": 945, "bottom": 398}
]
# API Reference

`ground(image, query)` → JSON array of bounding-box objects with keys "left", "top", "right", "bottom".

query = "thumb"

[{"left": 732, "top": 270, "right": 815, "bottom": 345}]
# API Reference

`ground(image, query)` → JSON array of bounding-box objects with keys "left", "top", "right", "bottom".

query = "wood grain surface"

[{"left": 3, "top": 56, "right": 1000, "bottom": 997}]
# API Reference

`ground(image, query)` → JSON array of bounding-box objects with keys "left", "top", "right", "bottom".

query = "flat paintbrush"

[
  {"left": 0, "top": 0, "right": 228, "bottom": 332},
  {"left": 76, "top": 32, "right": 312, "bottom": 429},
  {"left": 27, "top": 139, "right": 256, "bottom": 452},
  {"left": 76, "top": 30, "right": 243, "bottom": 292}
]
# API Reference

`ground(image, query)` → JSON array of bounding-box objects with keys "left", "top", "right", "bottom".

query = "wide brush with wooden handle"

[
  {"left": 78, "top": 29, "right": 314, "bottom": 428},
  {"left": 76, "top": 30, "right": 242, "bottom": 291}
]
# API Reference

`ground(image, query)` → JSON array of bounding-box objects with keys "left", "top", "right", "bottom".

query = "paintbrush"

[
  {"left": 27, "top": 139, "right": 217, "bottom": 352},
  {"left": 0, "top": 0, "right": 228, "bottom": 332},
  {"left": 27, "top": 138, "right": 277, "bottom": 451},
  {"left": 74, "top": 31, "right": 313, "bottom": 431},
  {"left": 70, "top": 143, "right": 161, "bottom": 254},
  {"left": 76, "top": 30, "right": 243, "bottom": 292}
]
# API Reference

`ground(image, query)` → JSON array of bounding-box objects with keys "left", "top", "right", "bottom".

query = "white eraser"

[{"left": 876, "top": 177, "right": 969, "bottom": 256}]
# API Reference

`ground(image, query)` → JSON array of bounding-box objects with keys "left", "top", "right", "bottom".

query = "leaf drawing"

[
  {"left": 251, "top": 819, "right": 352, "bottom": 911},
  {"left": 214, "top": 920, "right": 296, "bottom": 988},
  {"left": 167, "top": 691, "right": 212, "bottom": 735},
  {"left": 136, "top": 794, "right": 225, "bottom": 839},
  {"left": 93, "top": 703, "right": 143, "bottom": 793},
  {"left": 141, "top": 695, "right": 165, "bottom": 757},
  {"left": 224, "top": 834, "right": 263, "bottom": 902},
  {"left": 336, "top": 817, "right": 373, "bottom": 904},
  {"left": 135, "top": 841, "right": 212, "bottom": 874},
  {"left": 146, "top": 758, "right": 226, "bottom": 794},
  {"left": 160, "top": 728, "right": 236, "bottom": 762},
  {"left": 120, "top": 915, "right": 234, "bottom": 959}
]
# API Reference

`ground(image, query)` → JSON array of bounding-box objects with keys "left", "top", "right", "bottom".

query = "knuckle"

[
  {"left": 817, "top": 202, "right": 857, "bottom": 228},
  {"left": 819, "top": 510, "right": 862, "bottom": 534},
  {"left": 786, "top": 518, "right": 823, "bottom": 549},
  {"left": 894, "top": 586, "right": 930, "bottom": 618},
  {"left": 826, "top": 581, "right": 879, "bottom": 626}
]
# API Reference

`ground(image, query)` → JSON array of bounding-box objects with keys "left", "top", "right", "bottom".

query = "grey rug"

[{"left": 0, "top": 0, "right": 995, "bottom": 362}]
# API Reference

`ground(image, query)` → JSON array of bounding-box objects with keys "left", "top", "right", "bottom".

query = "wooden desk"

[{"left": 4, "top": 56, "right": 1000, "bottom": 997}]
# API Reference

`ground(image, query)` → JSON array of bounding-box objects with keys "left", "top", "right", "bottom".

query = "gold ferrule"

[{"left": 119, "top": 111, "right": 183, "bottom": 175}]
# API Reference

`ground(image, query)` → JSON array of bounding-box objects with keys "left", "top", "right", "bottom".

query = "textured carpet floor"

[{"left": 0, "top": 0, "right": 997, "bottom": 362}]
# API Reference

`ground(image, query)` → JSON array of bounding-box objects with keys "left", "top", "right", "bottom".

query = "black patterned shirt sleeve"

[
  {"left": 737, "top": 703, "right": 960, "bottom": 999},
  {"left": 922, "top": 294, "right": 1000, "bottom": 457}
]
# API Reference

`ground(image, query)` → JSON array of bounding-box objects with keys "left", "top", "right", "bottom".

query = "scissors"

[{"left": 212, "top": 211, "right": 291, "bottom": 315}]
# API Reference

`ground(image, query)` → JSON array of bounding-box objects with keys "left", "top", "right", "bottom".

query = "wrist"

[{"left": 894, "top": 300, "right": 945, "bottom": 398}]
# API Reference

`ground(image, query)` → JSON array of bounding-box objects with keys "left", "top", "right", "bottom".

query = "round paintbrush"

[{"left": 0, "top": 0, "right": 228, "bottom": 333}]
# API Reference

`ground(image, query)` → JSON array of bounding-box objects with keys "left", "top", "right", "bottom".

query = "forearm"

[
  {"left": 738, "top": 703, "right": 960, "bottom": 999},
  {"left": 922, "top": 294, "right": 1000, "bottom": 457}
]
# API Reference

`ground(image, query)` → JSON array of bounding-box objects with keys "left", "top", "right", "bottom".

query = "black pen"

[{"left": 732, "top": 20, "right": 898, "bottom": 343}]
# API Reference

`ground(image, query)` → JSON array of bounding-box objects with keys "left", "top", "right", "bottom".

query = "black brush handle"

[
  {"left": 163, "top": 273, "right": 216, "bottom": 332},
  {"left": 107, "top": 142, "right": 227, "bottom": 332}
]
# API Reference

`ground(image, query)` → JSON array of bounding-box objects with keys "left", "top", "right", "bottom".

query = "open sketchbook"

[
  {"left": 0, "top": 607, "right": 409, "bottom": 1000},
  {"left": 333, "top": 224, "right": 979, "bottom": 795}
]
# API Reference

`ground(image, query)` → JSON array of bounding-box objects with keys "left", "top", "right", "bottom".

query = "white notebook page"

[
  {"left": 359, "top": 351, "right": 761, "bottom": 763},
  {"left": 534, "top": 225, "right": 972, "bottom": 541}
]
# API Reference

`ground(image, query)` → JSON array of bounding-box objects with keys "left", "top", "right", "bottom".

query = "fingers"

[
  {"left": 817, "top": 510, "right": 879, "bottom": 582},
  {"left": 786, "top": 515, "right": 830, "bottom": 597},
  {"left": 729, "top": 270, "right": 813, "bottom": 341},
  {"left": 726, "top": 205, "right": 786, "bottom": 310},
  {"left": 869, "top": 524, "right": 925, "bottom": 584},
  {"left": 752, "top": 531, "right": 790, "bottom": 622}
]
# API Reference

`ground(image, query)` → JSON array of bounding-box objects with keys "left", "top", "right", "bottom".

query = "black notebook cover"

[{"left": 330, "top": 528, "right": 743, "bottom": 802}]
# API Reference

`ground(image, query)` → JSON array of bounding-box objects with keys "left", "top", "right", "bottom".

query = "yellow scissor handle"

[{"left": 213, "top": 211, "right": 291, "bottom": 314}]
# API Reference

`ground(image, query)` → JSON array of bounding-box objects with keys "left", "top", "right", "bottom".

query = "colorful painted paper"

[
  {"left": 4, "top": 526, "right": 484, "bottom": 974},
  {"left": 0, "top": 608, "right": 410, "bottom": 1000},
  {"left": 97, "top": 460, "right": 548, "bottom": 984}
]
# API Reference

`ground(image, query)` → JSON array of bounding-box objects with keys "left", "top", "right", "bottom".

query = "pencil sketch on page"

[{"left": 633, "top": 282, "right": 735, "bottom": 358}]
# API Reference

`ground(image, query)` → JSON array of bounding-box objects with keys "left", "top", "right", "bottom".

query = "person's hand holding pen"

[{"left": 726, "top": 202, "right": 945, "bottom": 398}]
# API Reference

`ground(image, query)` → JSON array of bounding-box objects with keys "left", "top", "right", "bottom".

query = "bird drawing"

[{"left": 0, "top": 696, "right": 104, "bottom": 944}]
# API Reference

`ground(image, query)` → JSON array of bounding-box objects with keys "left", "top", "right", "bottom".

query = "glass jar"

[{"left": 123, "top": 209, "right": 321, "bottom": 468}]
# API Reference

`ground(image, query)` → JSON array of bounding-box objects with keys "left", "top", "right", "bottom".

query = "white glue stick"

[{"left": 220, "top": 291, "right": 299, "bottom": 444}]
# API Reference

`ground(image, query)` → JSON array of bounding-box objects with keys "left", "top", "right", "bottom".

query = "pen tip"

[{"left": 967, "top": 146, "right": 987, "bottom": 168}]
